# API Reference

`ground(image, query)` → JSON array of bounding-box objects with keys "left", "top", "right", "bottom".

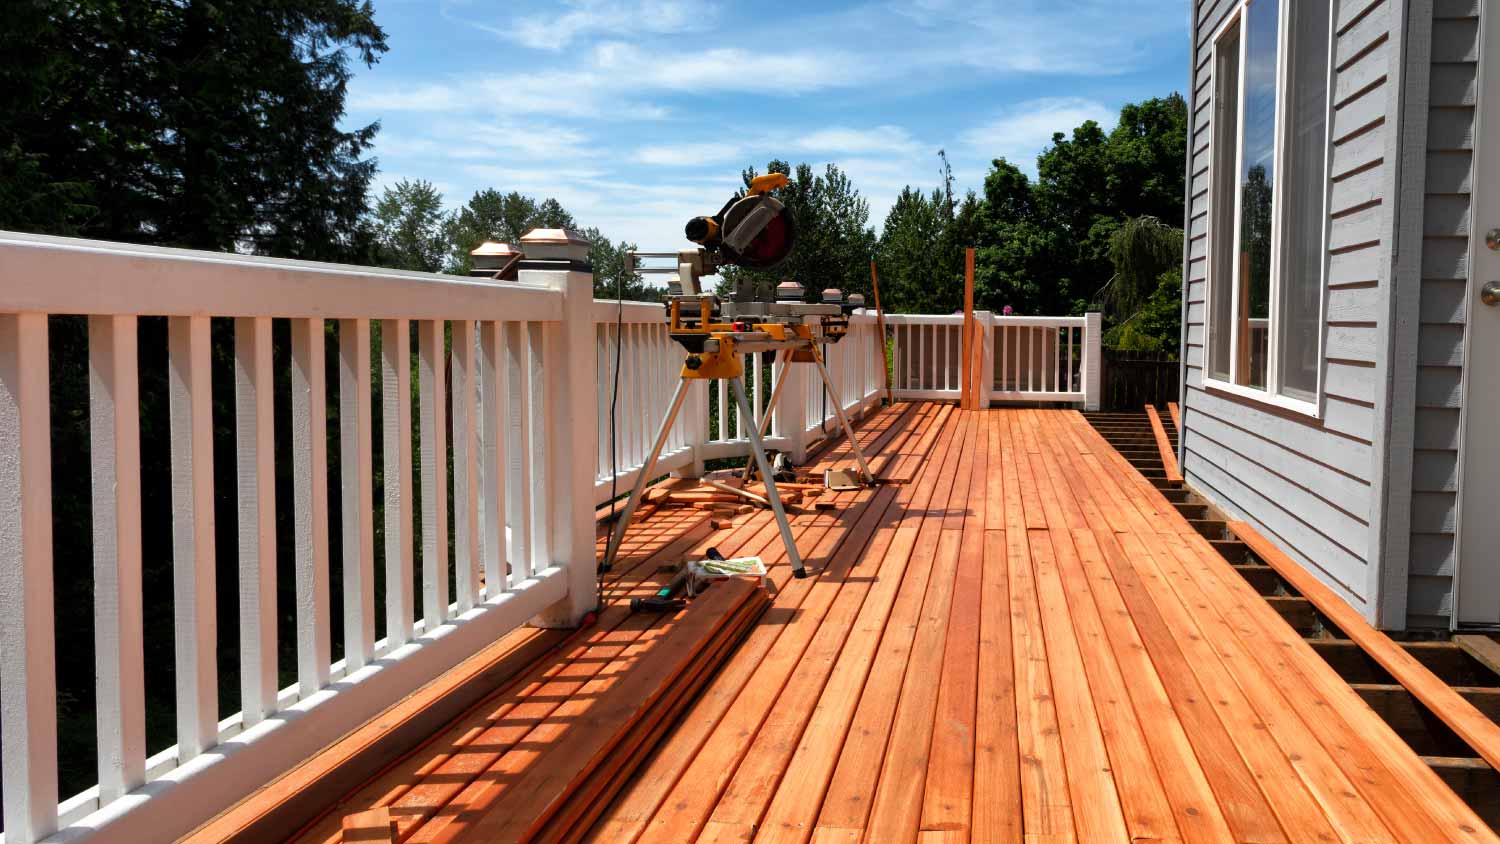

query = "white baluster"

[
  {"left": 525, "top": 321, "right": 548, "bottom": 574},
  {"left": 289, "top": 317, "right": 329, "bottom": 698},
  {"left": 380, "top": 319, "right": 414, "bottom": 646},
  {"left": 235, "top": 317, "right": 277, "bottom": 726},
  {"left": 481, "top": 322, "right": 510, "bottom": 596},
  {"left": 506, "top": 323, "right": 534, "bottom": 580},
  {"left": 89, "top": 315, "right": 146, "bottom": 802},
  {"left": 338, "top": 318, "right": 375, "bottom": 669},
  {"left": 169, "top": 315, "right": 218, "bottom": 756},
  {"left": 0, "top": 312, "right": 59, "bottom": 844},
  {"left": 452, "top": 319, "right": 479, "bottom": 612},
  {"left": 417, "top": 320, "right": 448, "bottom": 627}
]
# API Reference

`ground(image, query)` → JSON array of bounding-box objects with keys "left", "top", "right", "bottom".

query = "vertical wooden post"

[
  {"left": 869, "top": 261, "right": 894, "bottom": 405},
  {"left": 962, "top": 248, "right": 976, "bottom": 409}
]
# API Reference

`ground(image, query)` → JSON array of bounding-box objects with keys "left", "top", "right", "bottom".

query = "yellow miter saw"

[{"left": 601, "top": 173, "right": 875, "bottom": 578}]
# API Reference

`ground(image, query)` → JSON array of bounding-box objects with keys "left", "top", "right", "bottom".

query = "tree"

[
  {"left": 0, "top": 0, "right": 388, "bottom": 260},
  {"left": 961, "top": 93, "right": 1188, "bottom": 347},
  {"left": 374, "top": 180, "right": 451, "bottom": 273},
  {"left": 1098, "top": 215, "right": 1184, "bottom": 354}
]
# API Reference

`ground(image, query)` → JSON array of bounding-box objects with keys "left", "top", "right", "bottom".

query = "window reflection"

[{"left": 1237, "top": 0, "right": 1278, "bottom": 390}]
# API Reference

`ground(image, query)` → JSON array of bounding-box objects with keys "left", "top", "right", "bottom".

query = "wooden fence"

[{"left": 1099, "top": 348, "right": 1179, "bottom": 410}]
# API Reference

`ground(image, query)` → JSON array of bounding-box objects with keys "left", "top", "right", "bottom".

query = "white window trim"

[{"left": 1202, "top": 0, "right": 1334, "bottom": 419}]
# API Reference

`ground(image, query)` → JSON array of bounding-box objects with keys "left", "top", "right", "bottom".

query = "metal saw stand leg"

[
  {"left": 809, "top": 347, "right": 877, "bottom": 484},
  {"left": 601, "top": 376, "right": 692, "bottom": 573},
  {"left": 730, "top": 375, "right": 807, "bottom": 577},
  {"left": 740, "top": 359, "right": 789, "bottom": 480}
]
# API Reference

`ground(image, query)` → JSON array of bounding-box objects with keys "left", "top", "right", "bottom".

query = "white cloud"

[
  {"left": 449, "top": 0, "right": 716, "bottom": 51},
  {"left": 959, "top": 97, "right": 1116, "bottom": 171}
]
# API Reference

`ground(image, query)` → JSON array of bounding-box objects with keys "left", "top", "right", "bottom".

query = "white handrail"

[{"left": 0, "top": 230, "right": 588, "bottom": 844}]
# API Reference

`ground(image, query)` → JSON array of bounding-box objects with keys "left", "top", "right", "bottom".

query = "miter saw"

[{"left": 599, "top": 172, "right": 876, "bottom": 578}]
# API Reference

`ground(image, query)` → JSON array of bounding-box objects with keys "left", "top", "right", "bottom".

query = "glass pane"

[
  {"left": 1279, "top": 0, "right": 1330, "bottom": 401},
  {"left": 1209, "top": 22, "right": 1241, "bottom": 382},
  {"left": 1238, "top": 0, "right": 1278, "bottom": 389}
]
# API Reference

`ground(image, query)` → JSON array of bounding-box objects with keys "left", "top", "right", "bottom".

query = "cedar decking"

[
  {"left": 264, "top": 403, "right": 1499, "bottom": 844},
  {"left": 583, "top": 404, "right": 1497, "bottom": 844}
]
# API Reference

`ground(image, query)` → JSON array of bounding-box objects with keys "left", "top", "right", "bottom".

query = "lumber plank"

[
  {"left": 410, "top": 579, "right": 758, "bottom": 843},
  {"left": 1455, "top": 635, "right": 1500, "bottom": 680},
  {"left": 916, "top": 412, "right": 989, "bottom": 839},
  {"left": 808, "top": 413, "right": 967, "bottom": 839},
  {"left": 1167, "top": 401, "right": 1181, "bottom": 432},
  {"left": 1233, "top": 522, "right": 1500, "bottom": 774},
  {"left": 1144, "top": 405, "right": 1181, "bottom": 484},
  {"left": 860, "top": 528, "right": 965, "bottom": 843},
  {"left": 1021, "top": 568, "right": 1129, "bottom": 844},
  {"left": 658, "top": 412, "right": 955, "bottom": 842},
  {"left": 1005, "top": 526, "right": 1075, "bottom": 841},
  {"left": 536, "top": 590, "right": 769, "bottom": 844}
]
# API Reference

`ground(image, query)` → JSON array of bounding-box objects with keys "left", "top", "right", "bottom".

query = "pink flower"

[{"left": 1002, "top": 305, "right": 1014, "bottom": 316}]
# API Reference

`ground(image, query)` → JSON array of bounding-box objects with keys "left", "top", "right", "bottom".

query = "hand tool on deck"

[{"left": 600, "top": 173, "right": 876, "bottom": 579}]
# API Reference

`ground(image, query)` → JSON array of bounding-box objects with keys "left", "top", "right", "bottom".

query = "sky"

[{"left": 345, "top": 0, "right": 1192, "bottom": 252}]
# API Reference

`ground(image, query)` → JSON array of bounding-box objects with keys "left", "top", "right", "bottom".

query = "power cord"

[{"left": 602, "top": 259, "right": 625, "bottom": 584}]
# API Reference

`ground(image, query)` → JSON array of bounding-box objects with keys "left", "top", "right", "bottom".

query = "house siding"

[
  {"left": 1182, "top": 0, "right": 1403, "bottom": 620},
  {"left": 1405, "top": 0, "right": 1478, "bottom": 627}
]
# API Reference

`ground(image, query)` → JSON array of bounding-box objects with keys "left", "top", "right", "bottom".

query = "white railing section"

[
  {"left": 991, "top": 314, "right": 1101, "bottom": 409},
  {"left": 887, "top": 313, "right": 965, "bottom": 399},
  {"left": 0, "top": 230, "right": 598, "bottom": 844},
  {"left": 592, "top": 302, "right": 699, "bottom": 503},
  {"left": 884, "top": 311, "right": 1100, "bottom": 410}
]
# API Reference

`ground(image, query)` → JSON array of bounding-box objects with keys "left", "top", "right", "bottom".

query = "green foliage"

[
  {"left": 1102, "top": 215, "right": 1184, "bottom": 320},
  {"left": 374, "top": 179, "right": 451, "bottom": 273},
  {"left": 872, "top": 95, "right": 1186, "bottom": 337},
  {"left": 1105, "top": 268, "right": 1182, "bottom": 354},
  {"left": 0, "top": 0, "right": 388, "bottom": 260}
]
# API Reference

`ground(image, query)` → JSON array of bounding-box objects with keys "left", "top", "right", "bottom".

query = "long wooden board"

[
  {"left": 1144, "top": 404, "right": 1181, "bottom": 484},
  {"left": 1232, "top": 521, "right": 1500, "bottom": 774}
]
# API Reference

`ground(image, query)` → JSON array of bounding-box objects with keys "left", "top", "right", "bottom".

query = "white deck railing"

[
  {"left": 0, "top": 230, "right": 601, "bottom": 844},
  {"left": 0, "top": 228, "right": 1079, "bottom": 843},
  {"left": 886, "top": 311, "right": 1101, "bottom": 410}
]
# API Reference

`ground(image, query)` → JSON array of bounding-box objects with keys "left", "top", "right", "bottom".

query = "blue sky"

[{"left": 346, "top": 0, "right": 1192, "bottom": 251}]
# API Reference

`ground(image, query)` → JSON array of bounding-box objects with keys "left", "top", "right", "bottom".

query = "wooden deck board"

[{"left": 300, "top": 405, "right": 1497, "bottom": 844}]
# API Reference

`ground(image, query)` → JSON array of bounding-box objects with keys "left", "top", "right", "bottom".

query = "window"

[{"left": 1207, "top": 0, "right": 1332, "bottom": 408}]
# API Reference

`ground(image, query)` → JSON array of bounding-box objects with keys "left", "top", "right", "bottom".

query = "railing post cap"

[{"left": 519, "top": 228, "right": 591, "bottom": 265}]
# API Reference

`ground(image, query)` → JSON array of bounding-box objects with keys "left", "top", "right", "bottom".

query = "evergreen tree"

[
  {"left": 0, "top": 0, "right": 388, "bottom": 260},
  {"left": 373, "top": 179, "right": 451, "bottom": 273}
]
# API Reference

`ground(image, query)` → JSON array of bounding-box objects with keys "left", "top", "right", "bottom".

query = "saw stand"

[{"left": 599, "top": 328, "right": 875, "bottom": 579}]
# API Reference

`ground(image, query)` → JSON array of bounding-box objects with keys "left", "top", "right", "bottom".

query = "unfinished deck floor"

[{"left": 584, "top": 404, "right": 1498, "bottom": 844}]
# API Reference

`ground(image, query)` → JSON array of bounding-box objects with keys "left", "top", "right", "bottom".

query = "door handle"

[{"left": 1484, "top": 281, "right": 1500, "bottom": 307}]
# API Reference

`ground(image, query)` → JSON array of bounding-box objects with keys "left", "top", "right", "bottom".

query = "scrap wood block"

[{"left": 342, "top": 808, "right": 395, "bottom": 843}]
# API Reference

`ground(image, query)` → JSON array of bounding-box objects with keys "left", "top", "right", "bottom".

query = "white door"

[{"left": 1459, "top": 0, "right": 1500, "bottom": 626}]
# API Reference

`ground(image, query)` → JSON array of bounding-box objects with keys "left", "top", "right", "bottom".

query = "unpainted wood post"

[{"left": 521, "top": 228, "right": 601, "bottom": 626}]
